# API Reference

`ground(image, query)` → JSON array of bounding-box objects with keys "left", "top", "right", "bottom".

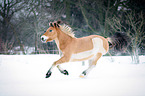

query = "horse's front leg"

[
  {"left": 45, "top": 65, "right": 54, "bottom": 78},
  {"left": 57, "top": 65, "right": 69, "bottom": 75},
  {"left": 45, "top": 56, "right": 69, "bottom": 78}
]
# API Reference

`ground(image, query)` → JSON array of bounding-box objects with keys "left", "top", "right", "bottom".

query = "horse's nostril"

[{"left": 41, "top": 37, "right": 44, "bottom": 41}]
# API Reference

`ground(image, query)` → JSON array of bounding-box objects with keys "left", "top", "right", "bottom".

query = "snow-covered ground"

[{"left": 0, "top": 55, "right": 145, "bottom": 96}]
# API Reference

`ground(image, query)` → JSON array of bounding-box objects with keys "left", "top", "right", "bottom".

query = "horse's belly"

[
  {"left": 70, "top": 37, "right": 107, "bottom": 62},
  {"left": 70, "top": 50, "right": 95, "bottom": 62}
]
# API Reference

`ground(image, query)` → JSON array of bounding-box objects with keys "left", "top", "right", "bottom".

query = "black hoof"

[
  {"left": 45, "top": 71, "right": 52, "bottom": 78},
  {"left": 63, "top": 70, "right": 69, "bottom": 75},
  {"left": 82, "top": 71, "right": 87, "bottom": 76},
  {"left": 61, "top": 70, "right": 69, "bottom": 75}
]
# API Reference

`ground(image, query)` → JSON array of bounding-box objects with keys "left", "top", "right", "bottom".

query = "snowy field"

[{"left": 0, "top": 54, "right": 145, "bottom": 96}]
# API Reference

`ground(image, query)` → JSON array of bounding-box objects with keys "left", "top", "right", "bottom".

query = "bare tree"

[
  {"left": 1, "top": 40, "right": 14, "bottom": 54},
  {"left": 0, "top": 0, "right": 24, "bottom": 41},
  {"left": 0, "top": 0, "right": 25, "bottom": 54},
  {"left": 107, "top": 11, "right": 145, "bottom": 64}
]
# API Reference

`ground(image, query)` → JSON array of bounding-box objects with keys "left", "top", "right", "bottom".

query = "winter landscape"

[
  {"left": 0, "top": 54, "right": 145, "bottom": 96},
  {"left": 1, "top": 0, "right": 145, "bottom": 96}
]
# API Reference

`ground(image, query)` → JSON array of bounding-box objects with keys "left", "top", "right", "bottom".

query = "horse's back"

[
  {"left": 81, "top": 35, "right": 109, "bottom": 54},
  {"left": 73, "top": 35, "right": 109, "bottom": 54}
]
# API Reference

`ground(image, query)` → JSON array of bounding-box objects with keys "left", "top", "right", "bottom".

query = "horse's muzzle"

[{"left": 41, "top": 35, "right": 48, "bottom": 43}]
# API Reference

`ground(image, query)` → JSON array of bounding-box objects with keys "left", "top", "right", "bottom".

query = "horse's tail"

[{"left": 107, "top": 32, "right": 130, "bottom": 52}]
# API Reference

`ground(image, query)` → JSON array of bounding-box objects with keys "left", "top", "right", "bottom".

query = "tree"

[
  {"left": 0, "top": 0, "right": 24, "bottom": 41},
  {"left": 0, "top": 0, "right": 25, "bottom": 54},
  {"left": 107, "top": 11, "right": 145, "bottom": 64},
  {"left": 77, "top": 0, "right": 125, "bottom": 37}
]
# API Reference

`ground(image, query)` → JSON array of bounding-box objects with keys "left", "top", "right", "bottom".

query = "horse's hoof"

[
  {"left": 60, "top": 70, "right": 69, "bottom": 75},
  {"left": 79, "top": 71, "right": 86, "bottom": 78},
  {"left": 79, "top": 74, "right": 85, "bottom": 78},
  {"left": 62, "top": 70, "right": 69, "bottom": 75},
  {"left": 45, "top": 72, "right": 52, "bottom": 78}
]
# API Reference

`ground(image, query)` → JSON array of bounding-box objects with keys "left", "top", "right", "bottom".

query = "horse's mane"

[
  {"left": 59, "top": 24, "right": 75, "bottom": 38},
  {"left": 49, "top": 21, "right": 75, "bottom": 38}
]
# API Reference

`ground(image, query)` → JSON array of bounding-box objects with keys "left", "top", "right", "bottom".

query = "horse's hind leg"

[{"left": 80, "top": 53, "right": 102, "bottom": 78}]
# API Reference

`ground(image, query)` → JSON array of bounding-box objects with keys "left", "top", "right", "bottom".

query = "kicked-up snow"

[{"left": 0, "top": 54, "right": 145, "bottom": 96}]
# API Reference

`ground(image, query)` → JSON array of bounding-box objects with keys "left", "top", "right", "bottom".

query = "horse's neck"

[{"left": 55, "top": 31, "right": 73, "bottom": 51}]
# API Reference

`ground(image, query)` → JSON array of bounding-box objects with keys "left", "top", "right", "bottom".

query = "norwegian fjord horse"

[{"left": 41, "top": 21, "right": 130, "bottom": 78}]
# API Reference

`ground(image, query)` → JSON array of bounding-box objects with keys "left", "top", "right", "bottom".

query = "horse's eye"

[{"left": 49, "top": 30, "right": 52, "bottom": 32}]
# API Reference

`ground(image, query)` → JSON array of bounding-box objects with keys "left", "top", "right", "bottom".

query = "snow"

[{"left": 0, "top": 55, "right": 145, "bottom": 96}]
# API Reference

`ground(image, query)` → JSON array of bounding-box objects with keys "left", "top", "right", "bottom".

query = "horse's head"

[{"left": 41, "top": 21, "right": 61, "bottom": 43}]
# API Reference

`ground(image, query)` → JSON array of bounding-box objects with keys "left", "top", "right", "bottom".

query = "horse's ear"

[
  {"left": 57, "top": 24, "right": 60, "bottom": 27},
  {"left": 54, "top": 22, "right": 60, "bottom": 28},
  {"left": 49, "top": 22, "right": 54, "bottom": 27},
  {"left": 54, "top": 23, "right": 57, "bottom": 27}
]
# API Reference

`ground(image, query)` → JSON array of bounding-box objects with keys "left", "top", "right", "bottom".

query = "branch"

[
  {"left": 79, "top": 0, "right": 96, "bottom": 33},
  {"left": 4, "top": 18, "right": 26, "bottom": 55}
]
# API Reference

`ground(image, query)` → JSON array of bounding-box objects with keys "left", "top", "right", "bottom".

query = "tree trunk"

[
  {"left": 65, "top": 0, "right": 71, "bottom": 21},
  {"left": 131, "top": 47, "right": 140, "bottom": 64},
  {"left": 9, "top": 23, "right": 26, "bottom": 55}
]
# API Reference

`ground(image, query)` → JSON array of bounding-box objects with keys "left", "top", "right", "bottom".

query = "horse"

[{"left": 41, "top": 21, "right": 130, "bottom": 78}]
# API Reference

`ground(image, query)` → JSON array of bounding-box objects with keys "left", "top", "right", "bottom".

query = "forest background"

[{"left": 0, "top": 0, "right": 145, "bottom": 64}]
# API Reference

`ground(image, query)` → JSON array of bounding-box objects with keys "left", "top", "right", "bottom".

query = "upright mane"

[{"left": 59, "top": 24, "right": 75, "bottom": 38}]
